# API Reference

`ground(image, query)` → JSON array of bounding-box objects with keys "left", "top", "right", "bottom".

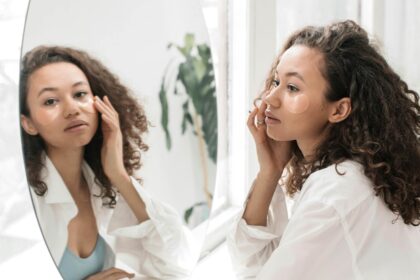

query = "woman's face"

[
  {"left": 21, "top": 62, "right": 98, "bottom": 150},
  {"left": 264, "top": 45, "right": 333, "bottom": 144}
]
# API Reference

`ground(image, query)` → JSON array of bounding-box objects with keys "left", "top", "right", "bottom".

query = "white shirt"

[
  {"left": 29, "top": 155, "right": 196, "bottom": 279},
  {"left": 227, "top": 160, "right": 420, "bottom": 280}
]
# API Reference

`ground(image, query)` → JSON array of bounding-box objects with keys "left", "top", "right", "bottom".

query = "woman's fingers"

[
  {"left": 247, "top": 107, "right": 259, "bottom": 134},
  {"left": 103, "top": 95, "right": 118, "bottom": 115},
  {"left": 106, "top": 271, "right": 135, "bottom": 280},
  {"left": 100, "top": 114, "right": 117, "bottom": 130},
  {"left": 248, "top": 106, "right": 268, "bottom": 146},
  {"left": 86, "top": 267, "right": 134, "bottom": 279},
  {"left": 94, "top": 96, "right": 119, "bottom": 130},
  {"left": 257, "top": 100, "right": 267, "bottom": 122},
  {"left": 94, "top": 96, "right": 116, "bottom": 119}
]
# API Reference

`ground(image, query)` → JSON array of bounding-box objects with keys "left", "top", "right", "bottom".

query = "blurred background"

[{"left": 1, "top": 0, "right": 419, "bottom": 279}]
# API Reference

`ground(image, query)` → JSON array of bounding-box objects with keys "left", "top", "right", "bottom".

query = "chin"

[
  {"left": 266, "top": 128, "right": 290, "bottom": 142},
  {"left": 67, "top": 133, "right": 95, "bottom": 148},
  {"left": 268, "top": 135, "right": 290, "bottom": 142}
]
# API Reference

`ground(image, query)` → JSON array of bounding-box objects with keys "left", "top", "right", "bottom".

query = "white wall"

[
  {"left": 379, "top": 0, "right": 420, "bottom": 93},
  {"left": 22, "top": 0, "right": 216, "bottom": 226}
]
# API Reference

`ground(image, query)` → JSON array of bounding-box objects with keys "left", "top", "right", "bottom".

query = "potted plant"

[{"left": 159, "top": 33, "right": 217, "bottom": 224}]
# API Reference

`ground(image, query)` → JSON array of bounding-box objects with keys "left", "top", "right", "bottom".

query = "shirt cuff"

[{"left": 107, "top": 176, "right": 183, "bottom": 239}]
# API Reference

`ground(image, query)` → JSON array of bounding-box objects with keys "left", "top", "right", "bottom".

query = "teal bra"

[{"left": 58, "top": 235, "right": 106, "bottom": 280}]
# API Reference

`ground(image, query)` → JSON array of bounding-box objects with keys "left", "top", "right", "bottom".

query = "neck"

[
  {"left": 297, "top": 125, "right": 331, "bottom": 160},
  {"left": 297, "top": 139, "right": 318, "bottom": 160},
  {"left": 46, "top": 146, "right": 85, "bottom": 191}
]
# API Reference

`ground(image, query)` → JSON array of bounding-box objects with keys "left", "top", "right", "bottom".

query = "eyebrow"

[
  {"left": 275, "top": 70, "right": 305, "bottom": 83},
  {"left": 37, "top": 81, "right": 89, "bottom": 97}
]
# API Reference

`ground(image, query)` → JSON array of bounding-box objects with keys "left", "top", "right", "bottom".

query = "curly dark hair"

[
  {"left": 20, "top": 45, "right": 149, "bottom": 207},
  {"left": 260, "top": 20, "right": 420, "bottom": 225}
]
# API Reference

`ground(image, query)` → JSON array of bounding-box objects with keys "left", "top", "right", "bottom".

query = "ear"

[
  {"left": 20, "top": 114, "right": 39, "bottom": 135},
  {"left": 328, "top": 97, "right": 351, "bottom": 123}
]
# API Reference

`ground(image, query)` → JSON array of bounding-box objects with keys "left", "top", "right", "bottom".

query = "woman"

[
  {"left": 20, "top": 46, "right": 195, "bottom": 279},
  {"left": 228, "top": 20, "right": 420, "bottom": 279}
]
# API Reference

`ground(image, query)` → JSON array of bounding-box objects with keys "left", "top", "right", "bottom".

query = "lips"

[
  {"left": 64, "top": 120, "right": 88, "bottom": 131},
  {"left": 265, "top": 110, "right": 281, "bottom": 122}
]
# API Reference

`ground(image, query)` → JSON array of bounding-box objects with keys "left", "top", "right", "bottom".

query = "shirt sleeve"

[
  {"left": 227, "top": 182, "right": 356, "bottom": 280},
  {"left": 105, "top": 177, "right": 197, "bottom": 279},
  {"left": 227, "top": 185, "right": 289, "bottom": 279},
  {"left": 255, "top": 199, "right": 354, "bottom": 280}
]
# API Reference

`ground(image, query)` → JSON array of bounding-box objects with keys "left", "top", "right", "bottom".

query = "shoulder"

[
  {"left": 305, "top": 160, "right": 371, "bottom": 188},
  {"left": 298, "top": 160, "right": 375, "bottom": 216}
]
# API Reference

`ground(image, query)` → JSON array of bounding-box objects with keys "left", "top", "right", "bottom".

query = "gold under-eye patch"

[
  {"left": 283, "top": 94, "right": 310, "bottom": 114},
  {"left": 78, "top": 95, "right": 96, "bottom": 114}
]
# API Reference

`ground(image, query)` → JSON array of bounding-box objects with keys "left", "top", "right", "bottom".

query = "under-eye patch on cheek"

[
  {"left": 78, "top": 95, "right": 97, "bottom": 114},
  {"left": 283, "top": 93, "right": 310, "bottom": 114}
]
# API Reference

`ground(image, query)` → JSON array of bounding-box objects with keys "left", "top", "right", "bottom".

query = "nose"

[
  {"left": 264, "top": 86, "right": 281, "bottom": 108},
  {"left": 63, "top": 97, "right": 80, "bottom": 118}
]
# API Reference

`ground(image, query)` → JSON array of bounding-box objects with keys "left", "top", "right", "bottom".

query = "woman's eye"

[
  {"left": 287, "top": 84, "right": 299, "bottom": 92},
  {"left": 74, "top": 91, "right": 87, "bottom": 98},
  {"left": 44, "top": 98, "right": 57, "bottom": 106},
  {"left": 272, "top": 79, "right": 280, "bottom": 87}
]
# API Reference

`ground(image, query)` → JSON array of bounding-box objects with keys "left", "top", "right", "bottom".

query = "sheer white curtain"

[
  {"left": 275, "top": 0, "right": 360, "bottom": 50},
  {"left": 274, "top": 0, "right": 420, "bottom": 92},
  {"left": 381, "top": 0, "right": 420, "bottom": 92}
]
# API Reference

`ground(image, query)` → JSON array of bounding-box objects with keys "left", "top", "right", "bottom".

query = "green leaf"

[
  {"left": 184, "top": 33, "right": 195, "bottom": 52},
  {"left": 178, "top": 61, "right": 199, "bottom": 98},
  {"left": 182, "top": 99, "right": 189, "bottom": 111},
  {"left": 197, "top": 44, "right": 211, "bottom": 62},
  {"left": 185, "top": 112, "right": 193, "bottom": 125},
  {"left": 184, "top": 201, "right": 207, "bottom": 224},
  {"left": 181, "top": 114, "right": 187, "bottom": 134},
  {"left": 192, "top": 59, "right": 206, "bottom": 82},
  {"left": 175, "top": 34, "right": 195, "bottom": 58},
  {"left": 176, "top": 46, "right": 188, "bottom": 57},
  {"left": 158, "top": 79, "right": 172, "bottom": 149},
  {"left": 184, "top": 206, "right": 193, "bottom": 224},
  {"left": 159, "top": 32, "right": 218, "bottom": 164},
  {"left": 181, "top": 101, "right": 193, "bottom": 134}
]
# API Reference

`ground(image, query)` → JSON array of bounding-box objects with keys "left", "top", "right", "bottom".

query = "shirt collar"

[{"left": 42, "top": 154, "right": 101, "bottom": 204}]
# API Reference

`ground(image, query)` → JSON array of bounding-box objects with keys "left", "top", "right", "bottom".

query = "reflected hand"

[
  {"left": 85, "top": 267, "right": 135, "bottom": 280},
  {"left": 94, "top": 96, "right": 128, "bottom": 185},
  {"left": 247, "top": 98, "right": 292, "bottom": 180}
]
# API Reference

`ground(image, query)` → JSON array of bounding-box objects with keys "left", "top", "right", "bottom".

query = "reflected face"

[
  {"left": 21, "top": 62, "right": 98, "bottom": 150},
  {"left": 264, "top": 45, "right": 331, "bottom": 142}
]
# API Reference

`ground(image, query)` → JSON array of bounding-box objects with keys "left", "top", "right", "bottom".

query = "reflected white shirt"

[
  {"left": 228, "top": 160, "right": 420, "bottom": 280},
  {"left": 29, "top": 155, "right": 196, "bottom": 279}
]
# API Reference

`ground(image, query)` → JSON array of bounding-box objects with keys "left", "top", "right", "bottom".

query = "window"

[{"left": 196, "top": 0, "right": 419, "bottom": 267}]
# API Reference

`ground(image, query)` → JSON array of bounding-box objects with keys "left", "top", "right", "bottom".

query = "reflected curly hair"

[
  {"left": 20, "top": 46, "right": 149, "bottom": 207},
  {"left": 260, "top": 20, "right": 420, "bottom": 225}
]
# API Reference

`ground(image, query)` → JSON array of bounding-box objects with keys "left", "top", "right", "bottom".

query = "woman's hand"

[
  {"left": 242, "top": 97, "right": 292, "bottom": 226},
  {"left": 94, "top": 95, "right": 149, "bottom": 223},
  {"left": 94, "top": 96, "right": 129, "bottom": 185},
  {"left": 247, "top": 98, "right": 292, "bottom": 181},
  {"left": 85, "top": 267, "right": 135, "bottom": 280}
]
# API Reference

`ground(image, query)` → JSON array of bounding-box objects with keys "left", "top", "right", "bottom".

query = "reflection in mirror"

[
  {"left": 159, "top": 33, "right": 217, "bottom": 226},
  {"left": 21, "top": 0, "right": 217, "bottom": 278}
]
